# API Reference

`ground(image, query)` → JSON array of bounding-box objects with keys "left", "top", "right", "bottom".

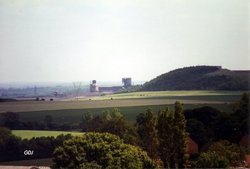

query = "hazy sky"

[{"left": 0, "top": 0, "right": 249, "bottom": 83}]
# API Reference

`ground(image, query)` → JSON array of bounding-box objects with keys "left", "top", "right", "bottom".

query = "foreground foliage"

[
  {"left": 196, "top": 151, "right": 230, "bottom": 168},
  {"left": 52, "top": 132, "right": 157, "bottom": 169},
  {"left": 208, "top": 140, "right": 246, "bottom": 167}
]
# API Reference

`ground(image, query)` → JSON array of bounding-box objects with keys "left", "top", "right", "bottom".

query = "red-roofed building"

[
  {"left": 240, "top": 135, "right": 250, "bottom": 168},
  {"left": 187, "top": 137, "right": 198, "bottom": 155},
  {"left": 244, "top": 155, "right": 250, "bottom": 168},
  {"left": 240, "top": 134, "right": 250, "bottom": 149}
]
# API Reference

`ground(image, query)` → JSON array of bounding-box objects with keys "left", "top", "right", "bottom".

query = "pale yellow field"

[{"left": 12, "top": 130, "right": 83, "bottom": 139}]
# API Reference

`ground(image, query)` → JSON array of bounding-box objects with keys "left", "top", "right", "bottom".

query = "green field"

[
  {"left": 15, "top": 103, "right": 233, "bottom": 124},
  {"left": 12, "top": 130, "right": 84, "bottom": 139}
]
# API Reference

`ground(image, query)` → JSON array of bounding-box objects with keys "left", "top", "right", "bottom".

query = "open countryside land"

[
  {"left": 0, "top": 90, "right": 245, "bottom": 124},
  {"left": 0, "top": 90, "right": 243, "bottom": 113}
]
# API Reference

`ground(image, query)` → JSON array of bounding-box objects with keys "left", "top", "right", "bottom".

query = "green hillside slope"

[{"left": 140, "top": 66, "right": 250, "bottom": 91}]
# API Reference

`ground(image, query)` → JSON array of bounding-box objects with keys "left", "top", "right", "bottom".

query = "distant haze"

[{"left": 0, "top": 0, "right": 249, "bottom": 83}]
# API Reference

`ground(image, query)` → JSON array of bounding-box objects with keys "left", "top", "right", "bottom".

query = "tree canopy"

[{"left": 52, "top": 132, "right": 157, "bottom": 169}]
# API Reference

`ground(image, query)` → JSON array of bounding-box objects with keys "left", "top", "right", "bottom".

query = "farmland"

[
  {"left": 85, "top": 90, "right": 244, "bottom": 101},
  {"left": 0, "top": 90, "right": 246, "bottom": 124},
  {"left": 0, "top": 90, "right": 244, "bottom": 113},
  {"left": 12, "top": 103, "right": 233, "bottom": 124},
  {"left": 12, "top": 130, "right": 83, "bottom": 139}
]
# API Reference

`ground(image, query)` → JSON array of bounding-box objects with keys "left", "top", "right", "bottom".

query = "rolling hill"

[{"left": 140, "top": 66, "right": 250, "bottom": 91}]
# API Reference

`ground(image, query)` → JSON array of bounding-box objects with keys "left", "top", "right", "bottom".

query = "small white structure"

[{"left": 90, "top": 80, "right": 99, "bottom": 92}]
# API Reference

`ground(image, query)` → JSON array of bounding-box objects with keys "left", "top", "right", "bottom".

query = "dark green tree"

[
  {"left": 1, "top": 112, "right": 20, "bottom": 129},
  {"left": 80, "top": 111, "right": 93, "bottom": 131},
  {"left": 136, "top": 109, "right": 158, "bottom": 159},
  {"left": 231, "top": 92, "right": 249, "bottom": 138},
  {"left": 0, "top": 127, "right": 22, "bottom": 161},
  {"left": 44, "top": 115, "right": 55, "bottom": 130},
  {"left": 81, "top": 109, "right": 139, "bottom": 145},
  {"left": 157, "top": 102, "right": 188, "bottom": 168},
  {"left": 186, "top": 118, "right": 208, "bottom": 148},
  {"left": 103, "top": 116, "right": 139, "bottom": 145},
  {"left": 173, "top": 102, "right": 189, "bottom": 168},
  {"left": 157, "top": 108, "right": 175, "bottom": 168}
]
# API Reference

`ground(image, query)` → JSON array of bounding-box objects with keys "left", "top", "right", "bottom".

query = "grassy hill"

[{"left": 140, "top": 66, "right": 250, "bottom": 91}]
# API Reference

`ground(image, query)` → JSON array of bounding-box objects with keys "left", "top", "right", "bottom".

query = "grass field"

[
  {"left": 12, "top": 130, "right": 84, "bottom": 139},
  {"left": 15, "top": 103, "right": 233, "bottom": 124}
]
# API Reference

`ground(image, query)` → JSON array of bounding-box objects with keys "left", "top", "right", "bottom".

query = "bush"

[
  {"left": 196, "top": 151, "right": 229, "bottom": 168},
  {"left": 208, "top": 140, "right": 246, "bottom": 167}
]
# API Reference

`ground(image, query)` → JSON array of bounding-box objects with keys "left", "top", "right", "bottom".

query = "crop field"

[{"left": 12, "top": 130, "right": 84, "bottom": 139}]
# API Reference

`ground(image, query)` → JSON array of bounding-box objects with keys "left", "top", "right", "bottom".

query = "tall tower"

[
  {"left": 34, "top": 85, "right": 37, "bottom": 97},
  {"left": 122, "top": 78, "right": 132, "bottom": 88}
]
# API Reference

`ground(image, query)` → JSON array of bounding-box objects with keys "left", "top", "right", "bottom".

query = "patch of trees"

[
  {"left": 0, "top": 113, "right": 72, "bottom": 131},
  {"left": 52, "top": 132, "right": 156, "bottom": 169},
  {"left": 140, "top": 66, "right": 249, "bottom": 90},
  {"left": 54, "top": 101, "right": 189, "bottom": 168},
  {"left": 80, "top": 108, "right": 139, "bottom": 145},
  {"left": 195, "top": 140, "right": 246, "bottom": 168},
  {"left": 185, "top": 93, "right": 249, "bottom": 148},
  {"left": 0, "top": 127, "right": 73, "bottom": 162}
]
